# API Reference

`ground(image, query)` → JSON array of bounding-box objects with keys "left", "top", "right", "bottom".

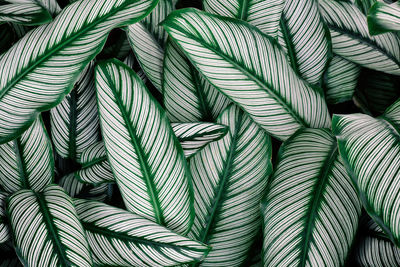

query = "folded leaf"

[
  {"left": 163, "top": 39, "right": 230, "bottom": 122},
  {"left": 368, "top": 2, "right": 400, "bottom": 35},
  {"left": 333, "top": 99, "right": 400, "bottom": 246},
  {"left": 0, "top": 117, "right": 53, "bottom": 193},
  {"left": 262, "top": 128, "right": 361, "bottom": 266},
  {"left": 189, "top": 105, "right": 272, "bottom": 266},
  {"left": 7, "top": 184, "right": 92, "bottom": 266},
  {"left": 319, "top": 0, "right": 400, "bottom": 75},
  {"left": 0, "top": 2, "right": 52, "bottom": 26},
  {"left": 0, "top": 192, "right": 9, "bottom": 243},
  {"left": 0, "top": 0, "right": 158, "bottom": 144},
  {"left": 50, "top": 62, "right": 100, "bottom": 160},
  {"left": 74, "top": 198, "right": 210, "bottom": 266},
  {"left": 127, "top": 0, "right": 173, "bottom": 91},
  {"left": 95, "top": 59, "right": 193, "bottom": 234},
  {"left": 163, "top": 9, "right": 331, "bottom": 141}
]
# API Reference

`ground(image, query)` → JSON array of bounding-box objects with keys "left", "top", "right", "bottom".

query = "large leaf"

[
  {"left": 162, "top": 9, "right": 331, "bottom": 141},
  {"left": 7, "top": 184, "right": 92, "bottom": 266},
  {"left": 318, "top": 0, "right": 400, "bottom": 75},
  {"left": 0, "top": 1, "right": 52, "bottom": 26},
  {"left": 95, "top": 59, "right": 193, "bottom": 234},
  {"left": 0, "top": 0, "right": 158, "bottom": 144},
  {"left": 262, "top": 128, "right": 361, "bottom": 266},
  {"left": 163, "top": 39, "right": 230, "bottom": 122},
  {"left": 74, "top": 198, "right": 210, "bottom": 266},
  {"left": 0, "top": 117, "right": 53, "bottom": 193},
  {"left": 127, "top": 0, "right": 173, "bottom": 91},
  {"left": 0, "top": 192, "right": 9, "bottom": 244},
  {"left": 203, "top": 0, "right": 285, "bottom": 38},
  {"left": 189, "top": 105, "right": 272, "bottom": 266},
  {"left": 277, "top": 0, "right": 330, "bottom": 85},
  {"left": 368, "top": 2, "right": 400, "bottom": 35},
  {"left": 75, "top": 122, "right": 228, "bottom": 184},
  {"left": 50, "top": 62, "right": 100, "bottom": 160},
  {"left": 332, "top": 99, "right": 400, "bottom": 246}
]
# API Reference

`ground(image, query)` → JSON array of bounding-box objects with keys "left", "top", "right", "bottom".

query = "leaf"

[
  {"left": 7, "top": 184, "right": 92, "bottom": 266},
  {"left": 74, "top": 198, "right": 210, "bottom": 266},
  {"left": 50, "top": 62, "right": 100, "bottom": 161},
  {"left": 0, "top": 0, "right": 158, "bottom": 144},
  {"left": 163, "top": 39, "right": 230, "bottom": 122},
  {"left": 95, "top": 59, "right": 193, "bottom": 234},
  {"left": 332, "top": 99, "right": 400, "bottom": 246},
  {"left": 189, "top": 105, "right": 272, "bottom": 266},
  {"left": 277, "top": 0, "right": 330, "bottom": 85},
  {"left": 203, "top": 0, "right": 285, "bottom": 38},
  {"left": 318, "top": 0, "right": 400, "bottom": 75},
  {"left": 368, "top": 2, "right": 400, "bottom": 35},
  {"left": 324, "top": 55, "right": 361, "bottom": 104},
  {"left": 262, "top": 128, "right": 361, "bottom": 266},
  {"left": 0, "top": 117, "right": 53, "bottom": 193},
  {"left": 127, "top": 0, "right": 173, "bottom": 91},
  {"left": 162, "top": 9, "right": 331, "bottom": 141},
  {"left": 0, "top": 192, "right": 9, "bottom": 243},
  {"left": 0, "top": 2, "right": 52, "bottom": 26}
]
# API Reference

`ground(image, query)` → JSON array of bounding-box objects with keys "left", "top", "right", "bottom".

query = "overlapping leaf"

[
  {"left": 0, "top": 1, "right": 52, "bottom": 26},
  {"left": 0, "top": 117, "right": 53, "bottom": 193},
  {"left": 333, "top": 99, "right": 400, "bottom": 246},
  {"left": 368, "top": 2, "right": 400, "bottom": 35},
  {"left": 189, "top": 105, "right": 272, "bottom": 266},
  {"left": 163, "top": 9, "right": 331, "bottom": 141},
  {"left": 262, "top": 128, "right": 361, "bottom": 266},
  {"left": 74, "top": 198, "right": 210, "bottom": 266},
  {"left": 0, "top": 0, "right": 158, "bottom": 144},
  {"left": 95, "top": 59, "right": 193, "bottom": 234},
  {"left": 7, "top": 184, "right": 92, "bottom": 266}
]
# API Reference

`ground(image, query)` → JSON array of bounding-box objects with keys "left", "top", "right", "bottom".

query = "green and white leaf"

[
  {"left": 50, "top": 62, "right": 100, "bottom": 160},
  {"left": 0, "top": 1, "right": 52, "bottom": 26},
  {"left": 163, "top": 9, "right": 331, "bottom": 141},
  {"left": 0, "top": 117, "right": 53, "bottom": 193},
  {"left": 203, "top": 0, "right": 285, "bottom": 38},
  {"left": 262, "top": 128, "right": 361, "bottom": 267},
  {"left": 318, "top": 0, "right": 400, "bottom": 75},
  {"left": 189, "top": 105, "right": 272, "bottom": 266},
  {"left": 7, "top": 184, "right": 92, "bottom": 266},
  {"left": 324, "top": 55, "right": 361, "bottom": 104},
  {"left": 95, "top": 59, "right": 193, "bottom": 234},
  {"left": 74, "top": 198, "right": 210, "bottom": 266},
  {"left": 0, "top": 192, "right": 9, "bottom": 243},
  {"left": 333, "top": 99, "right": 400, "bottom": 246},
  {"left": 0, "top": 0, "right": 158, "bottom": 144},
  {"left": 356, "top": 236, "right": 400, "bottom": 266},
  {"left": 127, "top": 0, "right": 173, "bottom": 91},
  {"left": 368, "top": 2, "right": 400, "bottom": 35},
  {"left": 163, "top": 39, "right": 230, "bottom": 122},
  {"left": 277, "top": 0, "right": 330, "bottom": 85}
]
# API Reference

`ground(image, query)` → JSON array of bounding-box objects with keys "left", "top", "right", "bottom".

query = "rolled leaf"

[
  {"left": 189, "top": 105, "right": 272, "bottom": 266},
  {"left": 0, "top": 0, "right": 158, "bottom": 144},
  {"left": 368, "top": 2, "right": 400, "bottom": 35},
  {"left": 262, "top": 128, "right": 361, "bottom": 266},
  {"left": 162, "top": 9, "right": 331, "bottom": 141}
]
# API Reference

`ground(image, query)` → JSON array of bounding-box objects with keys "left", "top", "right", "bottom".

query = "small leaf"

[{"left": 368, "top": 2, "right": 400, "bottom": 35}]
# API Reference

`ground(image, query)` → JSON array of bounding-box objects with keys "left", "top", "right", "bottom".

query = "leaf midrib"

[
  {"left": 81, "top": 155, "right": 108, "bottom": 169},
  {"left": 14, "top": 139, "right": 29, "bottom": 189},
  {"left": 279, "top": 16, "right": 300, "bottom": 76},
  {"left": 190, "top": 66, "right": 213, "bottom": 122}
]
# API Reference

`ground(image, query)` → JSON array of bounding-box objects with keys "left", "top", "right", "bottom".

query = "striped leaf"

[
  {"left": 318, "top": 0, "right": 400, "bottom": 75},
  {"left": 7, "top": 184, "right": 92, "bottom": 266},
  {"left": 262, "top": 128, "right": 361, "bottom": 266},
  {"left": 356, "top": 236, "right": 400, "bottom": 266},
  {"left": 75, "top": 122, "right": 228, "bottom": 184},
  {"left": 162, "top": 9, "right": 331, "bottom": 141},
  {"left": 0, "top": 1, "right": 52, "bottom": 26},
  {"left": 332, "top": 99, "right": 400, "bottom": 246},
  {"left": 95, "top": 59, "right": 193, "bottom": 234},
  {"left": 189, "top": 105, "right": 272, "bottom": 266},
  {"left": 0, "top": 117, "right": 53, "bottom": 193},
  {"left": 0, "top": 192, "right": 9, "bottom": 244},
  {"left": 50, "top": 62, "right": 100, "bottom": 161},
  {"left": 203, "top": 0, "right": 285, "bottom": 38},
  {"left": 277, "top": 0, "right": 330, "bottom": 85},
  {"left": 127, "top": 0, "right": 173, "bottom": 91},
  {"left": 368, "top": 2, "right": 400, "bottom": 35},
  {"left": 324, "top": 55, "right": 361, "bottom": 104},
  {"left": 0, "top": 0, "right": 158, "bottom": 144},
  {"left": 163, "top": 39, "right": 230, "bottom": 122},
  {"left": 74, "top": 198, "right": 210, "bottom": 266}
]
